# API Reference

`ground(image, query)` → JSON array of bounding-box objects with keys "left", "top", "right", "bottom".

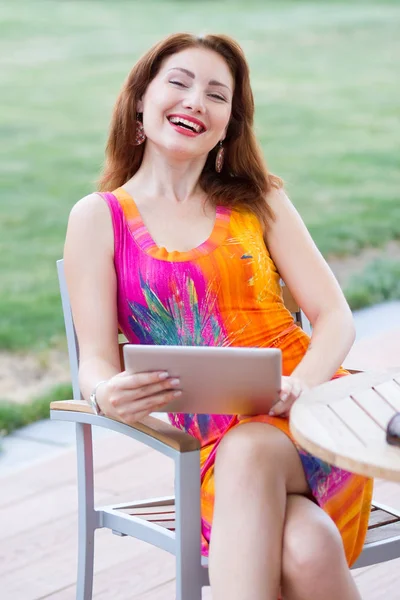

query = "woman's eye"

[
  {"left": 169, "top": 80, "right": 186, "bottom": 88},
  {"left": 209, "top": 93, "right": 226, "bottom": 102}
]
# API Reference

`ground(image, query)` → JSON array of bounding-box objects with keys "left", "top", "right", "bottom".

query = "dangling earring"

[
  {"left": 134, "top": 114, "right": 146, "bottom": 146},
  {"left": 215, "top": 140, "right": 225, "bottom": 173}
]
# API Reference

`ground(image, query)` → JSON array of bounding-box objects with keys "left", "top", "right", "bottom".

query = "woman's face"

[{"left": 138, "top": 47, "right": 234, "bottom": 160}]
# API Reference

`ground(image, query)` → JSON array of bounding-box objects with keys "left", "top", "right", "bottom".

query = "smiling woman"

[
  {"left": 98, "top": 34, "right": 278, "bottom": 232},
  {"left": 63, "top": 33, "right": 368, "bottom": 600}
]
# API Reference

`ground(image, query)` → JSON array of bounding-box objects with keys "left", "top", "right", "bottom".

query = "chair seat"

[
  {"left": 365, "top": 504, "right": 400, "bottom": 544},
  {"left": 114, "top": 499, "right": 400, "bottom": 546},
  {"left": 119, "top": 502, "right": 176, "bottom": 530}
]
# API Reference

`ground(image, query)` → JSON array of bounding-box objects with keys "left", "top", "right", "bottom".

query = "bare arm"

[
  {"left": 63, "top": 193, "right": 121, "bottom": 400},
  {"left": 64, "top": 193, "right": 180, "bottom": 421},
  {"left": 265, "top": 188, "right": 355, "bottom": 389}
]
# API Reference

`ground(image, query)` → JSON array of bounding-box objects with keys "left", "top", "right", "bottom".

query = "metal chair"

[{"left": 50, "top": 259, "right": 400, "bottom": 599}]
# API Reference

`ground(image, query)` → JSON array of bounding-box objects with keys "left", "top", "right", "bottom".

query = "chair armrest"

[{"left": 50, "top": 400, "right": 200, "bottom": 453}]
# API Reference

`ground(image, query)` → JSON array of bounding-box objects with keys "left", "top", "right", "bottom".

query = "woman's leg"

[
  {"left": 208, "top": 421, "right": 310, "bottom": 600},
  {"left": 281, "top": 495, "right": 361, "bottom": 600}
]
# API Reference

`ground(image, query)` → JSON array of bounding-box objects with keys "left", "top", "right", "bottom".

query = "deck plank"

[
  {"left": 91, "top": 549, "right": 175, "bottom": 599},
  {"left": 0, "top": 433, "right": 149, "bottom": 509},
  {"left": 0, "top": 518, "right": 163, "bottom": 599},
  {"left": 353, "top": 557, "right": 400, "bottom": 599}
]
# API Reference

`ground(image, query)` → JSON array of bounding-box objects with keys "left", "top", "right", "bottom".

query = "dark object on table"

[{"left": 386, "top": 413, "right": 400, "bottom": 446}]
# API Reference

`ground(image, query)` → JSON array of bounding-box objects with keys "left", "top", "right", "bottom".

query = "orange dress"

[{"left": 103, "top": 187, "right": 373, "bottom": 566}]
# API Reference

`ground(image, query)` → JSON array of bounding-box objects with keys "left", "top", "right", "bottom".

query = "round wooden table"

[{"left": 290, "top": 370, "right": 400, "bottom": 482}]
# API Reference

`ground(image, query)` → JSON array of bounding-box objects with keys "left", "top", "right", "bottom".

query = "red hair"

[{"left": 98, "top": 33, "right": 282, "bottom": 229}]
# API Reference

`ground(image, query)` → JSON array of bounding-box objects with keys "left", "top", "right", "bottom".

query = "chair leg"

[
  {"left": 176, "top": 569, "right": 203, "bottom": 600},
  {"left": 175, "top": 451, "right": 203, "bottom": 600},
  {"left": 75, "top": 423, "right": 98, "bottom": 600}
]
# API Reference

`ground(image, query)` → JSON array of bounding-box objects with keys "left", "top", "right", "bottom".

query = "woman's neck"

[{"left": 127, "top": 143, "right": 208, "bottom": 205}]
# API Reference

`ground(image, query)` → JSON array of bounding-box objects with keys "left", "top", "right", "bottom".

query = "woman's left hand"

[{"left": 269, "top": 376, "right": 310, "bottom": 417}]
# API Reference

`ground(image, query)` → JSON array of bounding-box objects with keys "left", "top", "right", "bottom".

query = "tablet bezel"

[{"left": 123, "top": 344, "right": 281, "bottom": 415}]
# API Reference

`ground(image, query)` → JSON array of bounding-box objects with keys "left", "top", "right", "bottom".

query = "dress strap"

[{"left": 96, "top": 191, "right": 125, "bottom": 258}]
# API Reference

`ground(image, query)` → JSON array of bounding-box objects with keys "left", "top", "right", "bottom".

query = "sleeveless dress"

[{"left": 102, "top": 187, "right": 373, "bottom": 566}]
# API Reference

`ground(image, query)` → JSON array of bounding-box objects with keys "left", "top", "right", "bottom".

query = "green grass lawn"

[{"left": 1, "top": 0, "right": 400, "bottom": 351}]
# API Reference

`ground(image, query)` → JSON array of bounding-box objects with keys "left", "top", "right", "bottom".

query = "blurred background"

[{"left": 1, "top": 0, "right": 399, "bottom": 440}]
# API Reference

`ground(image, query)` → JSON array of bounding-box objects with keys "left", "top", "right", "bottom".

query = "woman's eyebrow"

[{"left": 167, "top": 67, "right": 231, "bottom": 92}]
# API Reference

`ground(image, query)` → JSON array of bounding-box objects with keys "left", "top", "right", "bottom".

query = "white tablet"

[{"left": 123, "top": 344, "right": 282, "bottom": 415}]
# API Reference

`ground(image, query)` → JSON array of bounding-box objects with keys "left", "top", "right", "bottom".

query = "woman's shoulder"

[
  {"left": 70, "top": 190, "right": 124, "bottom": 223},
  {"left": 265, "top": 186, "right": 290, "bottom": 212},
  {"left": 230, "top": 186, "right": 290, "bottom": 228},
  {"left": 230, "top": 186, "right": 288, "bottom": 227},
  {"left": 64, "top": 193, "right": 115, "bottom": 263},
  {"left": 67, "top": 192, "right": 116, "bottom": 241},
  {"left": 69, "top": 191, "right": 108, "bottom": 218},
  {"left": 265, "top": 186, "right": 305, "bottom": 224}
]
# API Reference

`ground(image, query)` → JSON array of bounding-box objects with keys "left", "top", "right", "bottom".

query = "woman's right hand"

[{"left": 95, "top": 370, "right": 182, "bottom": 425}]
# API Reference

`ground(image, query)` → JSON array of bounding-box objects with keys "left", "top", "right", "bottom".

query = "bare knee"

[
  {"left": 215, "top": 423, "right": 308, "bottom": 494},
  {"left": 282, "top": 497, "right": 347, "bottom": 590},
  {"left": 216, "top": 424, "right": 284, "bottom": 480}
]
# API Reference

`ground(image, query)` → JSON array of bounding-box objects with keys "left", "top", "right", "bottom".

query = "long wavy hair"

[{"left": 98, "top": 33, "right": 282, "bottom": 229}]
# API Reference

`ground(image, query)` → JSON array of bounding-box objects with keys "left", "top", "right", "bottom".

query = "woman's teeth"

[{"left": 168, "top": 116, "right": 204, "bottom": 133}]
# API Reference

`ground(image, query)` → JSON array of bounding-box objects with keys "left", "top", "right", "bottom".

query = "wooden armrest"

[{"left": 50, "top": 400, "right": 200, "bottom": 453}]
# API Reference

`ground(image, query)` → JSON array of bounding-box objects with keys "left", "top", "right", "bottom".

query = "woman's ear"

[{"left": 137, "top": 98, "right": 144, "bottom": 113}]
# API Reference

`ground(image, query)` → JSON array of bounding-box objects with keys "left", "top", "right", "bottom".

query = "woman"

[{"left": 64, "top": 33, "right": 371, "bottom": 599}]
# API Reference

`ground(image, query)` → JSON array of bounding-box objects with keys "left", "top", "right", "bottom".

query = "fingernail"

[
  {"left": 269, "top": 409, "right": 275, "bottom": 416},
  {"left": 158, "top": 372, "right": 169, "bottom": 380},
  {"left": 173, "top": 391, "right": 182, "bottom": 397},
  {"left": 170, "top": 378, "right": 180, "bottom": 386},
  {"left": 280, "top": 393, "right": 288, "bottom": 402}
]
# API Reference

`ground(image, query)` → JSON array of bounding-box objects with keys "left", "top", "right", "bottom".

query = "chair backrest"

[
  {"left": 57, "top": 260, "right": 81, "bottom": 399},
  {"left": 57, "top": 259, "right": 310, "bottom": 400}
]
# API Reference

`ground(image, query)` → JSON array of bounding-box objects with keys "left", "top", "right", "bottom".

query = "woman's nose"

[{"left": 181, "top": 89, "right": 206, "bottom": 113}]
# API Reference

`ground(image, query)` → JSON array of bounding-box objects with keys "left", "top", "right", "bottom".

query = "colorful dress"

[{"left": 102, "top": 187, "right": 372, "bottom": 566}]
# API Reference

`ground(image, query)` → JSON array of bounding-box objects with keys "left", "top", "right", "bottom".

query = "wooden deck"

[{"left": 1, "top": 428, "right": 400, "bottom": 599}]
